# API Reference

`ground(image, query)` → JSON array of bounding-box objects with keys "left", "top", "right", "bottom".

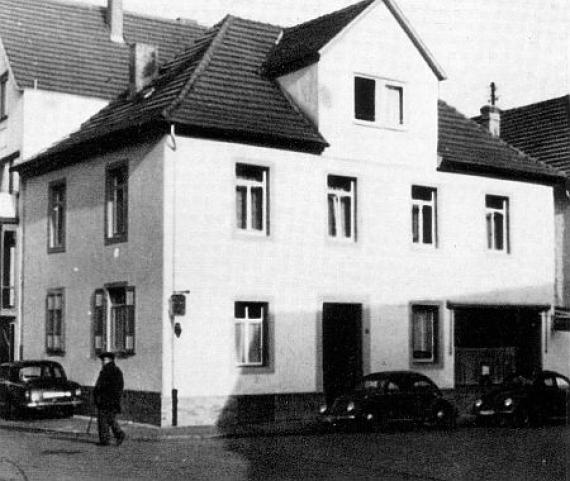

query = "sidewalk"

[{"left": 0, "top": 414, "right": 319, "bottom": 441}]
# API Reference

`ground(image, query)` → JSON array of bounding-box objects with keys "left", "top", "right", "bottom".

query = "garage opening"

[{"left": 454, "top": 307, "right": 542, "bottom": 386}]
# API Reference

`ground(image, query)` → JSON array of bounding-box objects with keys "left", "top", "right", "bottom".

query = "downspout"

[{"left": 16, "top": 177, "right": 25, "bottom": 360}]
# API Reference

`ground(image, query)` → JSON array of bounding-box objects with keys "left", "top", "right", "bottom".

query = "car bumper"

[
  {"left": 24, "top": 399, "right": 82, "bottom": 409},
  {"left": 321, "top": 414, "right": 358, "bottom": 425}
]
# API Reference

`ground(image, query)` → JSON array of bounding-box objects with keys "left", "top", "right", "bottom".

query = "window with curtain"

[{"left": 328, "top": 175, "right": 356, "bottom": 241}]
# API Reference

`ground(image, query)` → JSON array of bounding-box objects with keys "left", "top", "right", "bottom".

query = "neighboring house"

[
  {"left": 492, "top": 95, "right": 570, "bottom": 363},
  {"left": 13, "top": 0, "right": 567, "bottom": 427},
  {"left": 0, "top": 0, "right": 204, "bottom": 362}
]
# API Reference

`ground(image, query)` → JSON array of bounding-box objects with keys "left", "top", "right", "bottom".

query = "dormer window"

[{"left": 354, "top": 75, "right": 405, "bottom": 128}]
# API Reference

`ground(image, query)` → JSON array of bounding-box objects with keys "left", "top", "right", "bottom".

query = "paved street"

[{"left": 0, "top": 424, "right": 568, "bottom": 481}]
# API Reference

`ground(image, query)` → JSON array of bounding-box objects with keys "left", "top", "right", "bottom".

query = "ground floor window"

[
  {"left": 46, "top": 289, "right": 64, "bottom": 355},
  {"left": 234, "top": 302, "right": 267, "bottom": 367},
  {"left": 411, "top": 304, "right": 438, "bottom": 363},
  {"left": 93, "top": 285, "right": 135, "bottom": 357}
]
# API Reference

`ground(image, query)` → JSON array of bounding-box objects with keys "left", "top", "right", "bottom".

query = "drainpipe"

[{"left": 16, "top": 177, "right": 25, "bottom": 360}]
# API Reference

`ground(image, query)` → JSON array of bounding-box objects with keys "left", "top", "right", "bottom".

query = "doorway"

[{"left": 322, "top": 303, "right": 362, "bottom": 402}]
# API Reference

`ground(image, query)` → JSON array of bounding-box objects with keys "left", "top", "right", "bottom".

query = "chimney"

[
  {"left": 129, "top": 43, "right": 159, "bottom": 95},
  {"left": 479, "top": 105, "right": 501, "bottom": 137},
  {"left": 480, "top": 82, "right": 501, "bottom": 137},
  {"left": 107, "top": 0, "right": 124, "bottom": 43}
]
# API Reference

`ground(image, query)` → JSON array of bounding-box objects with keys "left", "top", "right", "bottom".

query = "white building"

[{"left": 14, "top": 0, "right": 567, "bottom": 426}]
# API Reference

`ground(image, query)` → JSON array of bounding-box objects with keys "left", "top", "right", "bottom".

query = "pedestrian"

[{"left": 93, "top": 351, "right": 126, "bottom": 446}]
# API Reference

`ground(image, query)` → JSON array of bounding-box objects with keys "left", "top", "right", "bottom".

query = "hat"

[{"left": 98, "top": 351, "right": 115, "bottom": 361}]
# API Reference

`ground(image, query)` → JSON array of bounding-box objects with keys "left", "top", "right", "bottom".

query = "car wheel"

[
  {"left": 3, "top": 398, "right": 17, "bottom": 420},
  {"left": 60, "top": 406, "right": 74, "bottom": 418}
]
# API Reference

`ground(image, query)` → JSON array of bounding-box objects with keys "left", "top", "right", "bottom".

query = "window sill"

[
  {"left": 46, "top": 350, "right": 65, "bottom": 357},
  {"left": 105, "top": 235, "right": 128, "bottom": 246},
  {"left": 47, "top": 246, "right": 66, "bottom": 254},
  {"left": 236, "top": 364, "right": 274, "bottom": 375},
  {"left": 353, "top": 119, "right": 407, "bottom": 132},
  {"left": 0, "top": 115, "right": 7, "bottom": 124},
  {"left": 234, "top": 229, "right": 271, "bottom": 241}
]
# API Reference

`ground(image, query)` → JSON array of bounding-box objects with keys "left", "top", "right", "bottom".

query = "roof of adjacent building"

[
  {"left": 499, "top": 95, "right": 570, "bottom": 175},
  {"left": 438, "top": 100, "right": 564, "bottom": 182},
  {"left": 0, "top": 0, "right": 205, "bottom": 100},
  {"left": 262, "top": 0, "right": 446, "bottom": 80},
  {"left": 15, "top": 14, "right": 329, "bottom": 175},
  {"left": 14, "top": 1, "right": 560, "bottom": 184}
]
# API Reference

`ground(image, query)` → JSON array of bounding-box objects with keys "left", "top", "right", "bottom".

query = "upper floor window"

[
  {"left": 46, "top": 289, "right": 64, "bottom": 355},
  {"left": 0, "top": 72, "right": 7, "bottom": 120},
  {"left": 105, "top": 163, "right": 128, "bottom": 244},
  {"left": 412, "top": 186, "right": 437, "bottom": 246},
  {"left": 236, "top": 164, "right": 269, "bottom": 235},
  {"left": 93, "top": 285, "right": 135, "bottom": 357},
  {"left": 485, "top": 195, "right": 509, "bottom": 252},
  {"left": 411, "top": 304, "right": 438, "bottom": 364},
  {"left": 328, "top": 175, "right": 356, "bottom": 241},
  {"left": 48, "top": 180, "right": 66, "bottom": 253},
  {"left": 234, "top": 301, "right": 268, "bottom": 367},
  {"left": 354, "top": 75, "right": 405, "bottom": 128}
]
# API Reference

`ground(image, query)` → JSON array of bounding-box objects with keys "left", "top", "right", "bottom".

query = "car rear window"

[{"left": 18, "top": 365, "right": 63, "bottom": 381}]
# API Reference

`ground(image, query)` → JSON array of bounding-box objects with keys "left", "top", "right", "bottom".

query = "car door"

[
  {"left": 411, "top": 377, "right": 439, "bottom": 421},
  {"left": 537, "top": 374, "right": 561, "bottom": 420},
  {"left": 0, "top": 366, "right": 7, "bottom": 407}
]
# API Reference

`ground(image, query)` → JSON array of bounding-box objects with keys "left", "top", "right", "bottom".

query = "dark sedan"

[
  {"left": 0, "top": 360, "right": 82, "bottom": 418},
  {"left": 472, "top": 370, "right": 570, "bottom": 427},
  {"left": 319, "top": 371, "right": 456, "bottom": 430}
]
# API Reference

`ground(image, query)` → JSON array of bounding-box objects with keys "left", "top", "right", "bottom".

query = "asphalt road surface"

[{"left": 0, "top": 424, "right": 567, "bottom": 480}]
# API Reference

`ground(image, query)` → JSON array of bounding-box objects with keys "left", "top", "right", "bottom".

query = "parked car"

[
  {"left": 472, "top": 370, "right": 570, "bottom": 427},
  {"left": 319, "top": 371, "right": 456, "bottom": 430},
  {"left": 0, "top": 360, "right": 82, "bottom": 418}
]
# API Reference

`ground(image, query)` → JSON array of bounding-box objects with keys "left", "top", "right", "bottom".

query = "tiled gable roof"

[
  {"left": 15, "top": 15, "right": 328, "bottom": 175},
  {"left": 499, "top": 95, "right": 570, "bottom": 175},
  {"left": 263, "top": 0, "right": 374, "bottom": 77},
  {"left": 0, "top": 0, "right": 205, "bottom": 100},
  {"left": 438, "top": 100, "right": 564, "bottom": 183}
]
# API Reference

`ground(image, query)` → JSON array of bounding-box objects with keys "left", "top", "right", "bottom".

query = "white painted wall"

[
  {"left": 21, "top": 140, "right": 165, "bottom": 393},
  {"left": 163, "top": 135, "right": 556, "bottom": 424},
  {"left": 21, "top": 90, "right": 107, "bottom": 160}
]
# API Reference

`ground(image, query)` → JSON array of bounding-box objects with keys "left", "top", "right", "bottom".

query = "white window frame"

[
  {"left": 93, "top": 285, "right": 135, "bottom": 357},
  {"left": 0, "top": 72, "right": 7, "bottom": 120},
  {"left": 235, "top": 164, "right": 268, "bottom": 235},
  {"left": 485, "top": 195, "right": 509, "bottom": 252},
  {"left": 411, "top": 185, "right": 437, "bottom": 247},
  {"left": 327, "top": 175, "right": 356, "bottom": 241},
  {"left": 234, "top": 302, "right": 266, "bottom": 367},
  {"left": 411, "top": 305, "right": 438, "bottom": 364},
  {"left": 354, "top": 74, "right": 406, "bottom": 129}
]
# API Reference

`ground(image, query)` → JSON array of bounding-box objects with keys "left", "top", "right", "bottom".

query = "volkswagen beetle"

[{"left": 319, "top": 371, "right": 456, "bottom": 430}]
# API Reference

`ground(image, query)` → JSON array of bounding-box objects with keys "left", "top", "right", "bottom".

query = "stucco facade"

[{"left": 15, "top": 0, "right": 566, "bottom": 427}]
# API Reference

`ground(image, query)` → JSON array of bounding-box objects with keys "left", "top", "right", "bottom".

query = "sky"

[{"left": 78, "top": 0, "right": 568, "bottom": 116}]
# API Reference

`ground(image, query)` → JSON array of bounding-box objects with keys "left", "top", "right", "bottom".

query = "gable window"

[
  {"left": 328, "top": 175, "right": 356, "bottom": 241},
  {"left": 485, "top": 195, "right": 509, "bottom": 252},
  {"left": 236, "top": 164, "right": 268, "bottom": 235},
  {"left": 105, "top": 163, "right": 128, "bottom": 244},
  {"left": 93, "top": 285, "right": 135, "bottom": 356},
  {"left": 0, "top": 72, "right": 7, "bottom": 120},
  {"left": 48, "top": 180, "right": 66, "bottom": 252},
  {"left": 412, "top": 185, "right": 437, "bottom": 246},
  {"left": 411, "top": 304, "right": 438, "bottom": 364},
  {"left": 46, "top": 290, "right": 64, "bottom": 355},
  {"left": 354, "top": 75, "right": 405, "bottom": 127},
  {"left": 235, "top": 301, "right": 267, "bottom": 367}
]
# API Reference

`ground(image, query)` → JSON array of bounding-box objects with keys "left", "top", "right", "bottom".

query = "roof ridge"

[
  {"left": 162, "top": 15, "right": 235, "bottom": 120},
  {"left": 502, "top": 94, "right": 570, "bottom": 115},
  {"left": 285, "top": 0, "right": 373, "bottom": 33}
]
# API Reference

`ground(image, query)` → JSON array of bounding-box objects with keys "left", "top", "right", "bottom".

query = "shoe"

[
  {"left": 116, "top": 432, "right": 126, "bottom": 446},
  {"left": 96, "top": 441, "right": 110, "bottom": 446}
]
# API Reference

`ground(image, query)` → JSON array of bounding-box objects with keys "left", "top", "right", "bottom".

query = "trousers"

[{"left": 97, "top": 409, "right": 124, "bottom": 444}]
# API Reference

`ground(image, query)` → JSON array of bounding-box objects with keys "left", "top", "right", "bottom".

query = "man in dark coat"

[{"left": 93, "top": 352, "right": 126, "bottom": 446}]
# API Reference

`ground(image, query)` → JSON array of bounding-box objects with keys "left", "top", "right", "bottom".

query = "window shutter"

[
  {"left": 93, "top": 289, "right": 106, "bottom": 355},
  {"left": 125, "top": 287, "right": 135, "bottom": 354}
]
